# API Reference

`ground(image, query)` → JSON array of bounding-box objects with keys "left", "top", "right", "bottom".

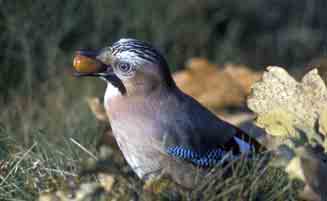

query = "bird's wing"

[{"left": 160, "top": 89, "right": 263, "bottom": 167}]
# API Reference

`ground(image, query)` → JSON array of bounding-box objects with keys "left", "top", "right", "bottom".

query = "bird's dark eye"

[{"left": 118, "top": 62, "right": 132, "bottom": 73}]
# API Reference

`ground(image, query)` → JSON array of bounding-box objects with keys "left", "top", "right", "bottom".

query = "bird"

[{"left": 73, "top": 38, "right": 265, "bottom": 188}]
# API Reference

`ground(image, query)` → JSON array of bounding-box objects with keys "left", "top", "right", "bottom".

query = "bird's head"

[{"left": 73, "top": 38, "right": 175, "bottom": 96}]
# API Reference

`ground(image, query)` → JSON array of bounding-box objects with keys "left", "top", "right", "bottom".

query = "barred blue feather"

[{"left": 166, "top": 146, "right": 238, "bottom": 167}]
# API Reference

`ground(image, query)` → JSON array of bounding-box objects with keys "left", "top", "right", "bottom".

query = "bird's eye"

[{"left": 118, "top": 62, "right": 132, "bottom": 73}]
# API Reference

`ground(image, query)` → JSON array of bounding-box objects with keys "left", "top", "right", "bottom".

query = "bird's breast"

[
  {"left": 109, "top": 120, "right": 163, "bottom": 179},
  {"left": 104, "top": 98, "right": 165, "bottom": 179}
]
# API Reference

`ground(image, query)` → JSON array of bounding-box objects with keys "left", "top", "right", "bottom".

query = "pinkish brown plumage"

[{"left": 73, "top": 38, "right": 265, "bottom": 188}]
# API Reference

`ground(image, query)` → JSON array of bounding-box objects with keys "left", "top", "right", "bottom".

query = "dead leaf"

[
  {"left": 248, "top": 67, "right": 327, "bottom": 135},
  {"left": 98, "top": 173, "right": 115, "bottom": 192},
  {"left": 318, "top": 107, "right": 327, "bottom": 136},
  {"left": 247, "top": 66, "right": 327, "bottom": 201},
  {"left": 224, "top": 63, "right": 261, "bottom": 94},
  {"left": 256, "top": 108, "right": 296, "bottom": 138},
  {"left": 174, "top": 58, "right": 261, "bottom": 110},
  {"left": 85, "top": 97, "right": 108, "bottom": 122}
]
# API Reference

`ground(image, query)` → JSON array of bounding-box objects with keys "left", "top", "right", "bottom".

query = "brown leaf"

[{"left": 174, "top": 58, "right": 260, "bottom": 110}]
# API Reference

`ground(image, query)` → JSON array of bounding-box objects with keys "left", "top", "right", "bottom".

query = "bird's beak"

[{"left": 73, "top": 49, "right": 113, "bottom": 77}]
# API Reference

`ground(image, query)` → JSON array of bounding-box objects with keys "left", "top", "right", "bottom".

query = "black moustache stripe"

[{"left": 105, "top": 74, "right": 127, "bottom": 95}]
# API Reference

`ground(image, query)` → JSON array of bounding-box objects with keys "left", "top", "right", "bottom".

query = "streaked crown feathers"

[{"left": 111, "top": 38, "right": 168, "bottom": 67}]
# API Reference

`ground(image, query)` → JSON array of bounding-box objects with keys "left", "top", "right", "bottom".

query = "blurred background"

[
  {"left": 0, "top": 0, "right": 327, "bottom": 199},
  {"left": 1, "top": 0, "right": 327, "bottom": 98}
]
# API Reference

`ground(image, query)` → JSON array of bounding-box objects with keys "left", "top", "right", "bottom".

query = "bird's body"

[{"left": 73, "top": 38, "right": 264, "bottom": 188}]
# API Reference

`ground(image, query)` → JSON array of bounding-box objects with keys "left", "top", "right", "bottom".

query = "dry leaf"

[
  {"left": 255, "top": 108, "right": 296, "bottom": 138},
  {"left": 248, "top": 67, "right": 327, "bottom": 134},
  {"left": 223, "top": 63, "right": 261, "bottom": 94},
  {"left": 174, "top": 58, "right": 260, "bottom": 110},
  {"left": 85, "top": 97, "right": 108, "bottom": 122},
  {"left": 39, "top": 183, "right": 105, "bottom": 201},
  {"left": 247, "top": 66, "right": 327, "bottom": 201},
  {"left": 318, "top": 107, "right": 327, "bottom": 136},
  {"left": 98, "top": 173, "right": 115, "bottom": 192}
]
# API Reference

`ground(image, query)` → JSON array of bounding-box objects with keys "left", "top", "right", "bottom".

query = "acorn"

[{"left": 73, "top": 54, "right": 106, "bottom": 73}]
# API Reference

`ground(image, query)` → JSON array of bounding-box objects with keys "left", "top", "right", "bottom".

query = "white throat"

[{"left": 104, "top": 82, "right": 122, "bottom": 103}]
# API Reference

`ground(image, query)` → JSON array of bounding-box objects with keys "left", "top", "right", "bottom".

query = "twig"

[
  {"left": 70, "top": 138, "right": 97, "bottom": 160},
  {"left": 41, "top": 168, "right": 77, "bottom": 176}
]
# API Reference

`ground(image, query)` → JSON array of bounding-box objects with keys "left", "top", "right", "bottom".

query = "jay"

[{"left": 73, "top": 38, "right": 264, "bottom": 188}]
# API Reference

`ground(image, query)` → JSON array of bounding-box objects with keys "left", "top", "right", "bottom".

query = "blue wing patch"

[{"left": 166, "top": 146, "right": 237, "bottom": 167}]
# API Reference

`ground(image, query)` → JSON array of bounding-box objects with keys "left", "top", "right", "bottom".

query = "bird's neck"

[{"left": 104, "top": 81, "right": 174, "bottom": 113}]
